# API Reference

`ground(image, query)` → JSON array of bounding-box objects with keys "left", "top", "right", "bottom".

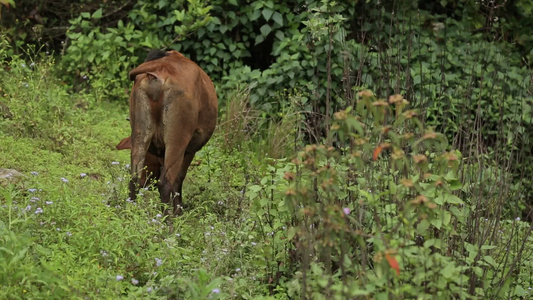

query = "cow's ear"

[{"left": 116, "top": 137, "right": 132, "bottom": 150}]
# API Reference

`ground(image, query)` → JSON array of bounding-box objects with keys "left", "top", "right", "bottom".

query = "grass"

[{"left": 1, "top": 54, "right": 531, "bottom": 299}]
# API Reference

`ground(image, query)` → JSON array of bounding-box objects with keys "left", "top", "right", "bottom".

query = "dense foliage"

[{"left": 0, "top": 0, "right": 532, "bottom": 299}]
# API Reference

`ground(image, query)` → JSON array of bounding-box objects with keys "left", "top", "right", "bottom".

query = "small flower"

[
  {"left": 116, "top": 275, "right": 124, "bottom": 281},
  {"left": 251, "top": 242, "right": 257, "bottom": 246},
  {"left": 126, "top": 164, "right": 130, "bottom": 169},
  {"left": 111, "top": 161, "right": 120, "bottom": 165},
  {"left": 61, "top": 177, "right": 69, "bottom": 183},
  {"left": 56, "top": 228, "right": 61, "bottom": 231},
  {"left": 34, "top": 207, "right": 43, "bottom": 214},
  {"left": 80, "top": 173, "right": 87, "bottom": 178},
  {"left": 100, "top": 250, "right": 108, "bottom": 257},
  {"left": 66, "top": 232, "right": 72, "bottom": 236},
  {"left": 30, "top": 171, "right": 39, "bottom": 176},
  {"left": 82, "top": 75, "right": 88, "bottom": 80},
  {"left": 131, "top": 278, "right": 139, "bottom": 285},
  {"left": 343, "top": 207, "right": 351, "bottom": 215},
  {"left": 515, "top": 217, "right": 521, "bottom": 221},
  {"left": 155, "top": 258, "right": 163, "bottom": 267},
  {"left": 217, "top": 201, "right": 224, "bottom": 205},
  {"left": 156, "top": 213, "right": 162, "bottom": 218},
  {"left": 45, "top": 201, "right": 53, "bottom": 205},
  {"left": 147, "top": 287, "right": 153, "bottom": 293},
  {"left": 28, "top": 188, "right": 37, "bottom": 193},
  {"left": 235, "top": 268, "right": 241, "bottom": 272},
  {"left": 24, "top": 205, "right": 32, "bottom": 211},
  {"left": 175, "top": 233, "right": 181, "bottom": 237},
  {"left": 30, "top": 62, "right": 35, "bottom": 67},
  {"left": 211, "top": 288, "right": 220, "bottom": 294},
  {"left": 21, "top": 63, "right": 26, "bottom": 68},
  {"left": 30, "top": 197, "right": 39, "bottom": 202}
]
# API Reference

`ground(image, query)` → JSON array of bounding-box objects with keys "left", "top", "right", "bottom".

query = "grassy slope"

[{"left": 0, "top": 81, "right": 267, "bottom": 299}]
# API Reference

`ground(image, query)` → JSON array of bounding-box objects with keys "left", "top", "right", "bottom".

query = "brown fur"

[{"left": 117, "top": 50, "right": 218, "bottom": 214}]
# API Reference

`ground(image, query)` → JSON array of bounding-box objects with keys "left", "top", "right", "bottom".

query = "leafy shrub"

[{"left": 247, "top": 91, "right": 532, "bottom": 298}]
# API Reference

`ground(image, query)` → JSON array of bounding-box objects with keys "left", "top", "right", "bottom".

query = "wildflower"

[
  {"left": 155, "top": 258, "right": 163, "bottom": 267},
  {"left": 131, "top": 278, "right": 139, "bottom": 285},
  {"left": 211, "top": 288, "right": 220, "bottom": 294},
  {"left": 28, "top": 188, "right": 37, "bottom": 193},
  {"left": 147, "top": 287, "right": 153, "bottom": 293},
  {"left": 515, "top": 217, "right": 521, "bottom": 221},
  {"left": 126, "top": 164, "right": 130, "bottom": 169},
  {"left": 116, "top": 275, "right": 124, "bottom": 281},
  {"left": 24, "top": 205, "right": 32, "bottom": 211},
  {"left": 235, "top": 268, "right": 241, "bottom": 272},
  {"left": 100, "top": 250, "right": 108, "bottom": 257},
  {"left": 80, "top": 173, "right": 87, "bottom": 178},
  {"left": 82, "top": 75, "right": 88, "bottom": 80},
  {"left": 251, "top": 242, "right": 257, "bottom": 246},
  {"left": 66, "top": 232, "right": 72, "bottom": 236},
  {"left": 30, "top": 197, "right": 39, "bottom": 202},
  {"left": 111, "top": 161, "right": 120, "bottom": 165},
  {"left": 156, "top": 213, "right": 162, "bottom": 218},
  {"left": 175, "top": 233, "right": 181, "bottom": 237},
  {"left": 61, "top": 177, "right": 69, "bottom": 183},
  {"left": 34, "top": 207, "right": 43, "bottom": 214},
  {"left": 343, "top": 207, "right": 351, "bottom": 215},
  {"left": 45, "top": 201, "right": 53, "bottom": 205},
  {"left": 30, "top": 171, "right": 39, "bottom": 176},
  {"left": 217, "top": 201, "right": 224, "bottom": 205},
  {"left": 56, "top": 228, "right": 61, "bottom": 231},
  {"left": 21, "top": 63, "right": 26, "bottom": 68}
]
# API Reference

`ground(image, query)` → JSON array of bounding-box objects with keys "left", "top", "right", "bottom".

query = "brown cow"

[{"left": 117, "top": 49, "right": 218, "bottom": 215}]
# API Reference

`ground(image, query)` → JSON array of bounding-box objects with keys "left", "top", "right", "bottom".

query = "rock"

[{"left": 0, "top": 168, "right": 26, "bottom": 186}]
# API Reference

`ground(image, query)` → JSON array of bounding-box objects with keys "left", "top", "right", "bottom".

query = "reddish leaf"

[
  {"left": 373, "top": 146, "right": 383, "bottom": 161},
  {"left": 385, "top": 253, "right": 400, "bottom": 275}
]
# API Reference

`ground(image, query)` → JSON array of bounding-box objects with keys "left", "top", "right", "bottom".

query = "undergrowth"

[{"left": 0, "top": 48, "right": 531, "bottom": 299}]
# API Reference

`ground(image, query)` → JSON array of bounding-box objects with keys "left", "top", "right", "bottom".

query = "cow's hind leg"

[
  {"left": 174, "top": 152, "right": 195, "bottom": 212},
  {"left": 129, "top": 88, "right": 156, "bottom": 201},
  {"left": 158, "top": 146, "right": 188, "bottom": 215}
]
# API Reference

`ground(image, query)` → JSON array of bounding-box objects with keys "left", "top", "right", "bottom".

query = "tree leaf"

[
  {"left": 260, "top": 24, "right": 272, "bottom": 37},
  {"left": 272, "top": 12, "right": 283, "bottom": 26},
  {"left": 92, "top": 8, "right": 102, "bottom": 19},
  {"left": 262, "top": 8, "right": 273, "bottom": 21}
]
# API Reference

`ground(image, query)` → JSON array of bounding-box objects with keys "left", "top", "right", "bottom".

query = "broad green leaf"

[
  {"left": 260, "top": 24, "right": 272, "bottom": 37},
  {"left": 272, "top": 12, "right": 283, "bottom": 26},
  {"left": 92, "top": 8, "right": 102, "bottom": 19},
  {"left": 262, "top": 8, "right": 273, "bottom": 21}
]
